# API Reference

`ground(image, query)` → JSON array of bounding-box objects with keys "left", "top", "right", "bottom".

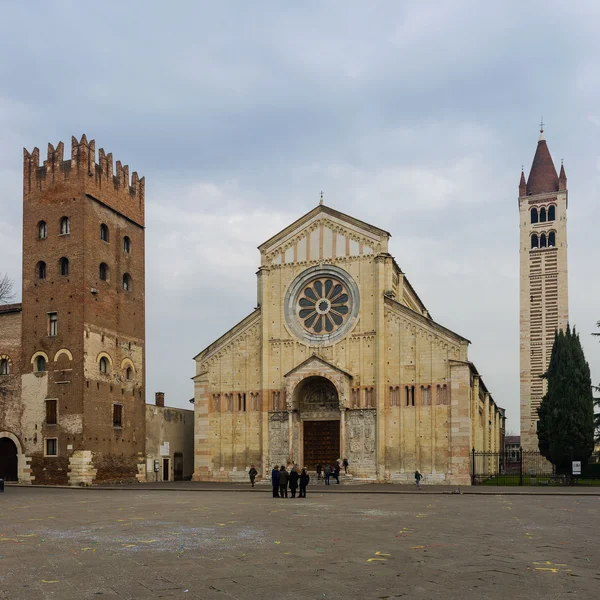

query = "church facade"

[{"left": 192, "top": 204, "right": 504, "bottom": 484}]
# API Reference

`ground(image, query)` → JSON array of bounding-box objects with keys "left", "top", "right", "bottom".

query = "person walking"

[
  {"left": 278, "top": 465, "right": 289, "bottom": 498},
  {"left": 249, "top": 465, "right": 258, "bottom": 487},
  {"left": 271, "top": 465, "right": 280, "bottom": 498},
  {"left": 415, "top": 470, "right": 423, "bottom": 490},
  {"left": 316, "top": 463, "right": 322, "bottom": 481},
  {"left": 288, "top": 466, "right": 299, "bottom": 498},
  {"left": 343, "top": 458, "right": 349, "bottom": 474},
  {"left": 324, "top": 464, "right": 331, "bottom": 485},
  {"left": 299, "top": 468, "right": 310, "bottom": 498},
  {"left": 333, "top": 462, "right": 341, "bottom": 484}
]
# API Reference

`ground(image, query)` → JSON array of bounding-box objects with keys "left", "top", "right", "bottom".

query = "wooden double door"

[{"left": 303, "top": 420, "right": 340, "bottom": 470}]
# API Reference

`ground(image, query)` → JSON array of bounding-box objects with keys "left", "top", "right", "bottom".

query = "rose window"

[{"left": 297, "top": 277, "right": 350, "bottom": 334}]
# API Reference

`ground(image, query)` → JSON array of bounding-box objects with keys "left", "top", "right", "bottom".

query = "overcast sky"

[{"left": 1, "top": 1, "right": 599, "bottom": 432}]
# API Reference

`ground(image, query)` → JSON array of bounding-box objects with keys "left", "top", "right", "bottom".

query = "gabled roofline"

[
  {"left": 283, "top": 353, "right": 354, "bottom": 380},
  {"left": 193, "top": 308, "right": 261, "bottom": 361},
  {"left": 0, "top": 302, "right": 22, "bottom": 315},
  {"left": 258, "top": 204, "right": 391, "bottom": 252},
  {"left": 385, "top": 296, "right": 470, "bottom": 344}
]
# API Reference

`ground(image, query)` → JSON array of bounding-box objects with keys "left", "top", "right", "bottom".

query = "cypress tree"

[{"left": 537, "top": 326, "right": 595, "bottom": 472}]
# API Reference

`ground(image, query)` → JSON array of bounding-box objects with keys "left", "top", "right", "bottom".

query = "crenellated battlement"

[{"left": 23, "top": 134, "right": 145, "bottom": 224}]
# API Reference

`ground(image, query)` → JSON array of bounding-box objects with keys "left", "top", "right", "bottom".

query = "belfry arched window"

[
  {"left": 531, "top": 234, "right": 539, "bottom": 249},
  {"left": 60, "top": 216, "right": 70, "bottom": 235},
  {"left": 539, "top": 207, "right": 547, "bottom": 222},
  {"left": 548, "top": 205, "right": 556, "bottom": 221},
  {"left": 38, "top": 221, "right": 47, "bottom": 239},
  {"left": 540, "top": 233, "right": 547, "bottom": 248},
  {"left": 99, "top": 263, "right": 109, "bottom": 281},
  {"left": 548, "top": 231, "right": 556, "bottom": 247},
  {"left": 0, "top": 358, "right": 9, "bottom": 375},
  {"left": 100, "top": 224, "right": 109, "bottom": 242},
  {"left": 530, "top": 208, "right": 538, "bottom": 224}
]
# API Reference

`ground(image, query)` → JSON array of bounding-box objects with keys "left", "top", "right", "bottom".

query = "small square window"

[{"left": 45, "top": 438, "right": 58, "bottom": 456}]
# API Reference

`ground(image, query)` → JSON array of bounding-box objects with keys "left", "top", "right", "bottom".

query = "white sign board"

[
  {"left": 572, "top": 461, "right": 582, "bottom": 475},
  {"left": 160, "top": 442, "right": 170, "bottom": 457}
]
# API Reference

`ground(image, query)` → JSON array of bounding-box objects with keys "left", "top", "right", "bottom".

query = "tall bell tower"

[{"left": 519, "top": 126, "right": 569, "bottom": 450}]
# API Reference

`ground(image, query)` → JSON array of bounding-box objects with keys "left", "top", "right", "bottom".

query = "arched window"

[
  {"left": 540, "top": 233, "right": 547, "bottom": 248},
  {"left": 548, "top": 205, "right": 556, "bottom": 221},
  {"left": 0, "top": 358, "right": 9, "bottom": 375},
  {"left": 99, "top": 357, "right": 109, "bottom": 374},
  {"left": 123, "top": 236, "right": 131, "bottom": 254},
  {"left": 530, "top": 208, "right": 538, "bottom": 224},
  {"left": 539, "top": 207, "right": 547, "bottom": 222},
  {"left": 38, "top": 221, "right": 47, "bottom": 239},
  {"left": 37, "top": 261, "right": 47, "bottom": 279},
  {"left": 122, "top": 273, "right": 132, "bottom": 291},
  {"left": 126, "top": 367, "right": 132, "bottom": 380},
  {"left": 36, "top": 355, "right": 46, "bottom": 372},
  {"left": 100, "top": 224, "right": 109, "bottom": 242},
  {"left": 59, "top": 216, "right": 70, "bottom": 235},
  {"left": 59, "top": 257, "right": 69, "bottom": 276},
  {"left": 99, "top": 263, "right": 109, "bottom": 281},
  {"left": 531, "top": 234, "right": 539, "bottom": 249},
  {"left": 548, "top": 231, "right": 556, "bottom": 247}
]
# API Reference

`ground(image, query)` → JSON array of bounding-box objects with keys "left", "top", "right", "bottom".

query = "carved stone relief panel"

[
  {"left": 346, "top": 409, "right": 376, "bottom": 470},
  {"left": 268, "top": 411, "right": 288, "bottom": 467}
]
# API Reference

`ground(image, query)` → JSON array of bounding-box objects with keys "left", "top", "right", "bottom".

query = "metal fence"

[{"left": 471, "top": 448, "right": 564, "bottom": 486}]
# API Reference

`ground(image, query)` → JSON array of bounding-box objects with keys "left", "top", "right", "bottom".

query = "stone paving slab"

[{"left": 0, "top": 487, "right": 599, "bottom": 599}]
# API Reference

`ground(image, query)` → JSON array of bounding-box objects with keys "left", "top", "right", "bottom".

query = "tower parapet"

[{"left": 23, "top": 134, "right": 145, "bottom": 226}]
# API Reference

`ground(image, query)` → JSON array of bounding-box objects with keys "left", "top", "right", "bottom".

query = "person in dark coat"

[
  {"left": 288, "top": 467, "right": 299, "bottom": 498},
  {"left": 333, "top": 462, "right": 341, "bottom": 484},
  {"left": 316, "top": 463, "right": 322, "bottom": 480},
  {"left": 278, "top": 465, "right": 289, "bottom": 498},
  {"left": 271, "top": 465, "right": 280, "bottom": 497},
  {"left": 343, "top": 458, "right": 349, "bottom": 474},
  {"left": 324, "top": 464, "right": 331, "bottom": 485},
  {"left": 299, "top": 468, "right": 310, "bottom": 497},
  {"left": 249, "top": 465, "right": 258, "bottom": 487}
]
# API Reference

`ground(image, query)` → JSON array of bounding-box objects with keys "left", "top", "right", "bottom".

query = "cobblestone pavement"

[{"left": 0, "top": 487, "right": 598, "bottom": 599}]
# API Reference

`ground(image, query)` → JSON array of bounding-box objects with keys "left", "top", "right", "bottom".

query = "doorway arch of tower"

[{"left": 0, "top": 430, "right": 30, "bottom": 483}]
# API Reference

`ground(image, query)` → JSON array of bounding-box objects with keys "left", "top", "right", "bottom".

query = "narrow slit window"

[
  {"left": 113, "top": 404, "right": 123, "bottom": 427},
  {"left": 46, "top": 399, "right": 57, "bottom": 425}
]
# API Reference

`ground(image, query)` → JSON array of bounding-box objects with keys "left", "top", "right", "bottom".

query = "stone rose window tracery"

[
  {"left": 297, "top": 277, "right": 350, "bottom": 334},
  {"left": 285, "top": 265, "right": 360, "bottom": 344}
]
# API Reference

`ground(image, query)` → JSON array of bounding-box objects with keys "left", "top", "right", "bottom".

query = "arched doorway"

[
  {"left": 295, "top": 376, "right": 341, "bottom": 469},
  {"left": 0, "top": 437, "right": 18, "bottom": 481}
]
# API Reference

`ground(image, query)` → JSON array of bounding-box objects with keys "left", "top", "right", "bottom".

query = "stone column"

[
  {"left": 288, "top": 410, "right": 293, "bottom": 463},
  {"left": 340, "top": 408, "right": 346, "bottom": 460}
]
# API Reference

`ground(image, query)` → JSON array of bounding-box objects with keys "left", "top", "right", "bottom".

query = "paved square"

[{"left": 0, "top": 487, "right": 598, "bottom": 599}]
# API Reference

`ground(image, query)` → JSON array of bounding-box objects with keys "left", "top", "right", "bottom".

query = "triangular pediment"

[
  {"left": 283, "top": 354, "right": 354, "bottom": 380},
  {"left": 259, "top": 204, "right": 389, "bottom": 266}
]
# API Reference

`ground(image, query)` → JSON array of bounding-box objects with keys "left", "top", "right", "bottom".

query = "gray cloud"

[{"left": 1, "top": 1, "right": 600, "bottom": 430}]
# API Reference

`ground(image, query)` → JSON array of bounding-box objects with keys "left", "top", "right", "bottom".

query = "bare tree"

[{"left": 0, "top": 273, "right": 15, "bottom": 304}]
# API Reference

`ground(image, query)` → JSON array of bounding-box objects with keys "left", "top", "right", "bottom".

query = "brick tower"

[
  {"left": 519, "top": 127, "right": 569, "bottom": 450},
  {"left": 21, "top": 135, "right": 146, "bottom": 484}
]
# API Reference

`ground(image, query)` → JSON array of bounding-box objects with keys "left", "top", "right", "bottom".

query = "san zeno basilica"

[{"left": 192, "top": 203, "right": 504, "bottom": 484}]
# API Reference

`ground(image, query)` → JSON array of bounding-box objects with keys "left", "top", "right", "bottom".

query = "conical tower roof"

[{"left": 526, "top": 131, "right": 559, "bottom": 195}]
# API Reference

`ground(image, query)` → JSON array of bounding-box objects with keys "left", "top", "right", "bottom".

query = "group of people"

[
  {"left": 270, "top": 465, "right": 310, "bottom": 498},
  {"left": 315, "top": 457, "right": 348, "bottom": 485}
]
